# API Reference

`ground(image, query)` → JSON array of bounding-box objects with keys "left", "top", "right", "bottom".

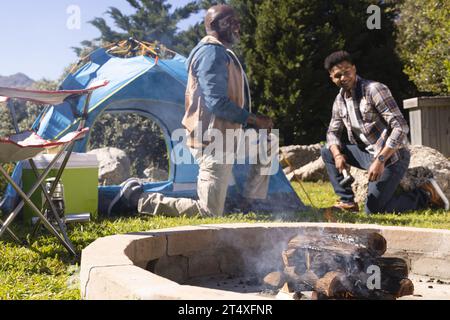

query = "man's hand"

[
  {"left": 368, "top": 159, "right": 385, "bottom": 182},
  {"left": 247, "top": 114, "right": 274, "bottom": 130},
  {"left": 334, "top": 154, "right": 347, "bottom": 173}
]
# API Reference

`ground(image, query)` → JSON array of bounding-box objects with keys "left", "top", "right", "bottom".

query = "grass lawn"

[{"left": 0, "top": 181, "right": 449, "bottom": 299}]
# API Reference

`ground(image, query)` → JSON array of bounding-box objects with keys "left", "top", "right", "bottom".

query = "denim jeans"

[{"left": 321, "top": 144, "right": 429, "bottom": 214}]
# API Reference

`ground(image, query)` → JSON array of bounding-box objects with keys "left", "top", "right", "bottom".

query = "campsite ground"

[{"left": 0, "top": 181, "right": 449, "bottom": 299}]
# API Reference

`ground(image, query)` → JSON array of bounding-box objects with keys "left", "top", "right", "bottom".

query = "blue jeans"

[{"left": 321, "top": 145, "right": 429, "bottom": 214}]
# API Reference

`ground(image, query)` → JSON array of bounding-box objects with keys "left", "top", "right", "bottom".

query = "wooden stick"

[
  {"left": 263, "top": 271, "right": 286, "bottom": 288},
  {"left": 314, "top": 271, "right": 349, "bottom": 297},
  {"left": 395, "top": 278, "right": 414, "bottom": 298}
]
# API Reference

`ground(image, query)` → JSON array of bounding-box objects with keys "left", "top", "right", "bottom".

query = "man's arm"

[
  {"left": 326, "top": 99, "right": 347, "bottom": 172},
  {"left": 326, "top": 99, "right": 345, "bottom": 148},
  {"left": 194, "top": 45, "right": 250, "bottom": 124},
  {"left": 367, "top": 83, "right": 409, "bottom": 181},
  {"left": 370, "top": 83, "right": 409, "bottom": 152}
]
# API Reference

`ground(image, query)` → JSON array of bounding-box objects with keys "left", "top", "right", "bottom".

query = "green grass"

[
  {"left": 0, "top": 215, "right": 271, "bottom": 300},
  {"left": 293, "top": 181, "right": 450, "bottom": 229},
  {"left": 0, "top": 181, "right": 449, "bottom": 299}
]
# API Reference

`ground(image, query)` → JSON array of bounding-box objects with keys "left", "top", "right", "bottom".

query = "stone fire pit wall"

[{"left": 80, "top": 223, "right": 450, "bottom": 300}]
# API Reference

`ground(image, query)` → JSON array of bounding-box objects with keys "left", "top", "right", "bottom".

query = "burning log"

[
  {"left": 346, "top": 272, "right": 413, "bottom": 299},
  {"left": 284, "top": 245, "right": 368, "bottom": 278},
  {"left": 314, "top": 271, "right": 350, "bottom": 297},
  {"left": 377, "top": 277, "right": 414, "bottom": 298},
  {"left": 356, "top": 257, "right": 412, "bottom": 298},
  {"left": 298, "top": 270, "right": 319, "bottom": 288},
  {"left": 263, "top": 230, "right": 414, "bottom": 300},
  {"left": 283, "top": 232, "right": 390, "bottom": 278},
  {"left": 286, "top": 231, "right": 387, "bottom": 257},
  {"left": 395, "top": 278, "right": 414, "bottom": 298},
  {"left": 371, "top": 257, "right": 409, "bottom": 279},
  {"left": 284, "top": 267, "right": 318, "bottom": 291},
  {"left": 263, "top": 271, "right": 286, "bottom": 288}
]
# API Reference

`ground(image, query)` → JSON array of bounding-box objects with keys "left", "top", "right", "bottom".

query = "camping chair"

[{"left": 0, "top": 80, "right": 108, "bottom": 256}]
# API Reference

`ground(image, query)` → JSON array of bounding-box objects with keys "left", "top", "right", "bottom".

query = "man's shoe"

[
  {"left": 107, "top": 178, "right": 144, "bottom": 216},
  {"left": 332, "top": 200, "right": 360, "bottom": 212},
  {"left": 420, "top": 178, "right": 449, "bottom": 210}
]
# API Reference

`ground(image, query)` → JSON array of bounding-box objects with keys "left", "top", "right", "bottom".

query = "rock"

[
  {"left": 400, "top": 145, "right": 450, "bottom": 199},
  {"left": 290, "top": 157, "right": 328, "bottom": 182},
  {"left": 87, "top": 147, "right": 131, "bottom": 185},
  {"left": 279, "top": 144, "right": 322, "bottom": 173},
  {"left": 350, "top": 167, "right": 369, "bottom": 204},
  {"left": 351, "top": 145, "right": 450, "bottom": 204},
  {"left": 143, "top": 167, "right": 168, "bottom": 182}
]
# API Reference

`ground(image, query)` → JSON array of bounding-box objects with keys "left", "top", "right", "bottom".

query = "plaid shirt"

[{"left": 326, "top": 76, "right": 409, "bottom": 166}]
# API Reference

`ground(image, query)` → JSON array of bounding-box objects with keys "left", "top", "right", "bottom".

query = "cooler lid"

[{"left": 22, "top": 152, "right": 99, "bottom": 169}]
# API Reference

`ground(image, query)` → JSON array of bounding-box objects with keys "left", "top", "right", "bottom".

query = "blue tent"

[{"left": 3, "top": 46, "right": 307, "bottom": 215}]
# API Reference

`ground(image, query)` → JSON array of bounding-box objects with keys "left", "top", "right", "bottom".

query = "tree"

[
  {"left": 0, "top": 79, "right": 58, "bottom": 196},
  {"left": 231, "top": 0, "right": 416, "bottom": 145},
  {"left": 396, "top": 0, "right": 450, "bottom": 95},
  {"left": 75, "top": 0, "right": 225, "bottom": 57}
]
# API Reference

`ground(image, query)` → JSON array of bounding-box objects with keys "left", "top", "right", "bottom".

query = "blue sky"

[{"left": 0, "top": 0, "right": 204, "bottom": 80}]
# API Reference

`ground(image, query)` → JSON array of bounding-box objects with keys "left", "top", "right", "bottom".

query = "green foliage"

[
  {"left": 75, "top": 0, "right": 226, "bottom": 57},
  {"left": 396, "top": 0, "right": 450, "bottom": 95},
  {"left": 88, "top": 113, "right": 169, "bottom": 177},
  {"left": 0, "top": 79, "right": 58, "bottom": 138},
  {"left": 231, "top": 0, "right": 416, "bottom": 145},
  {"left": 172, "top": 22, "right": 207, "bottom": 56},
  {"left": 0, "top": 164, "right": 14, "bottom": 199}
]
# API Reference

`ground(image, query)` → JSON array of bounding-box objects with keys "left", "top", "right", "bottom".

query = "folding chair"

[{"left": 0, "top": 80, "right": 108, "bottom": 257}]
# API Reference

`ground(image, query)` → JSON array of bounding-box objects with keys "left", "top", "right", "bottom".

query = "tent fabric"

[{"left": 1, "top": 48, "right": 308, "bottom": 215}]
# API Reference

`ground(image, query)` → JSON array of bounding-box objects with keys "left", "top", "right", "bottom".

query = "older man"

[
  {"left": 322, "top": 50, "right": 448, "bottom": 214},
  {"left": 109, "top": 5, "right": 274, "bottom": 217}
]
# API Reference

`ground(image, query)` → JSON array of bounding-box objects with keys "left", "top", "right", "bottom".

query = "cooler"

[{"left": 22, "top": 152, "right": 99, "bottom": 224}]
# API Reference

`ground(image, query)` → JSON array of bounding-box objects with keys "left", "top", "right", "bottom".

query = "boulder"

[
  {"left": 349, "top": 167, "right": 370, "bottom": 204},
  {"left": 288, "top": 157, "right": 328, "bottom": 182},
  {"left": 351, "top": 145, "right": 450, "bottom": 204},
  {"left": 87, "top": 147, "right": 131, "bottom": 185},
  {"left": 143, "top": 167, "right": 169, "bottom": 182},
  {"left": 279, "top": 144, "right": 322, "bottom": 174}
]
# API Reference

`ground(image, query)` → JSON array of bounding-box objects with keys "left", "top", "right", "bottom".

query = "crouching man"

[
  {"left": 321, "top": 50, "right": 448, "bottom": 214},
  {"left": 108, "top": 4, "right": 274, "bottom": 217}
]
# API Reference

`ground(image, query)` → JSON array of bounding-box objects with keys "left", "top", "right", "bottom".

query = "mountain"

[{"left": 0, "top": 73, "right": 35, "bottom": 88}]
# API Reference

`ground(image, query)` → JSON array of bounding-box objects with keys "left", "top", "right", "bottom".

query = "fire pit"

[{"left": 80, "top": 223, "right": 450, "bottom": 300}]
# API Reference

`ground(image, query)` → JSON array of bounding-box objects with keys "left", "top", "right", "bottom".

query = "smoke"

[{"left": 215, "top": 225, "right": 387, "bottom": 297}]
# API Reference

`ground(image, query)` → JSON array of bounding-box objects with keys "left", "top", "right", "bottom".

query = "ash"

[
  {"left": 184, "top": 274, "right": 278, "bottom": 298},
  {"left": 184, "top": 274, "right": 313, "bottom": 300}
]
